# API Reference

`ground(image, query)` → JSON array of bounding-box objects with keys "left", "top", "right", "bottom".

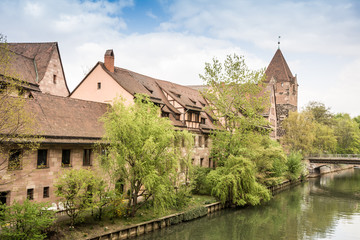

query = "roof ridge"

[{"left": 33, "top": 91, "right": 110, "bottom": 106}]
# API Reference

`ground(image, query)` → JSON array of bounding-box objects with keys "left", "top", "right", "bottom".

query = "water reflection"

[{"left": 136, "top": 169, "right": 360, "bottom": 240}]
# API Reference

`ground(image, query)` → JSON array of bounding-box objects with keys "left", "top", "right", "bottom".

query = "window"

[
  {"left": 27, "top": 189, "right": 34, "bottom": 200},
  {"left": 8, "top": 149, "right": 21, "bottom": 170},
  {"left": 83, "top": 149, "right": 91, "bottom": 166},
  {"left": 97, "top": 82, "right": 101, "bottom": 89},
  {"left": 53, "top": 74, "right": 57, "bottom": 84},
  {"left": 205, "top": 136, "right": 209, "bottom": 148},
  {"left": 198, "top": 136, "right": 203, "bottom": 147},
  {"left": 43, "top": 187, "right": 49, "bottom": 198},
  {"left": 201, "top": 118, "right": 206, "bottom": 124},
  {"left": 161, "top": 112, "right": 169, "bottom": 118},
  {"left": 208, "top": 158, "right": 212, "bottom": 168},
  {"left": 37, "top": 149, "right": 48, "bottom": 168},
  {"left": 194, "top": 113, "right": 200, "bottom": 122},
  {"left": 62, "top": 149, "right": 71, "bottom": 167},
  {"left": 0, "top": 192, "right": 7, "bottom": 205},
  {"left": 200, "top": 158, "right": 204, "bottom": 167},
  {"left": 175, "top": 114, "right": 180, "bottom": 120},
  {"left": 187, "top": 112, "right": 192, "bottom": 121}
]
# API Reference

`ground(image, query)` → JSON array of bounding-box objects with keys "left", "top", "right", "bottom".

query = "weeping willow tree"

[
  {"left": 206, "top": 155, "right": 270, "bottom": 206},
  {"left": 99, "top": 94, "right": 193, "bottom": 217},
  {"left": 200, "top": 54, "right": 287, "bottom": 206}
]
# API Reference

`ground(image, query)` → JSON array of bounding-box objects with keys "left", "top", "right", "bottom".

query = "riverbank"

[
  {"left": 77, "top": 178, "right": 305, "bottom": 240},
  {"left": 53, "top": 166, "right": 352, "bottom": 240}
]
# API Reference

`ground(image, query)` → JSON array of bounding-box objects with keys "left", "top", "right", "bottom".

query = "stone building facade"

[
  {"left": 70, "top": 50, "right": 216, "bottom": 169},
  {"left": 0, "top": 92, "right": 108, "bottom": 205},
  {"left": 3, "top": 42, "right": 70, "bottom": 97},
  {"left": 265, "top": 49, "right": 298, "bottom": 137}
]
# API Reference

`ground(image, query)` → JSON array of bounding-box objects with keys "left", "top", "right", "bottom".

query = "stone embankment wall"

[{"left": 87, "top": 202, "right": 224, "bottom": 240}]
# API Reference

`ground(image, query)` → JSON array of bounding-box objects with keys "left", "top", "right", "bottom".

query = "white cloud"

[
  {"left": 1, "top": 0, "right": 360, "bottom": 116},
  {"left": 146, "top": 10, "right": 158, "bottom": 19},
  {"left": 24, "top": 1, "right": 44, "bottom": 17}
]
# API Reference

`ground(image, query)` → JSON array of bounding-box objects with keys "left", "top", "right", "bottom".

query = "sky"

[{"left": 1, "top": 0, "right": 360, "bottom": 116}]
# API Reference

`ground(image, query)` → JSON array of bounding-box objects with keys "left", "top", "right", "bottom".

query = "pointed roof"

[
  {"left": 0, "top": 42, "right": 70, "bottom": 94},
  {"left": 265, "top": 49, "right": 295, "bottom": 83}
]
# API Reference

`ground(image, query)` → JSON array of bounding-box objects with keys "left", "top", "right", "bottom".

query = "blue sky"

[{"left": 1, "top": 0, "right": 360, "bottom": 116}]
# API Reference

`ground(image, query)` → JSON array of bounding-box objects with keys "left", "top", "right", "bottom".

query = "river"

[{"left": 135, "top": 168, "right": 360, "bottom": 240}]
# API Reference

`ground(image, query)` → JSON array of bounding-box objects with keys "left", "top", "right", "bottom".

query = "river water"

[{"left": 136, "top": 168, "right": 360, "bottom": 240}]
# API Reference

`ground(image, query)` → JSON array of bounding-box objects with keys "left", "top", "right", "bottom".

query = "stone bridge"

[
  {"left": 306, "top": 154, "right": 360, "bottom": 165},
  {"left": 305, "top": 154, "right": 360, "bottom": 176}
]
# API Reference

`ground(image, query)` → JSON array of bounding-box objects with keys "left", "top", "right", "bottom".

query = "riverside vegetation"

[{"left": 1, "top": 54, "right": 360, "bottom": 239}]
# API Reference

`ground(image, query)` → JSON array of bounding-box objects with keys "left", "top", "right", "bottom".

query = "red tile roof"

[
  {"left": 26, "top": 92, "right": 109, "bottom": 140},
  {"left": 265, "top": 49, "right": 295, "bottom": 83},
  {"left": 96, "top": 62, "right": 215, "bottom": 131}
]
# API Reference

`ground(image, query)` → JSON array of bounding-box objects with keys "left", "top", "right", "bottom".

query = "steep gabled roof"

[
  {"left": 0, "top": 42, "right": 70, "bottom": 94},
  {"left": 26, "top": 92, "right": 109, "bottom": 140},
  {"left": 265, "top": 49, "right": 295, "bottom": 83},
  {"left": 84, "top": 62, "right": 215, "bottom": 130},
  {"left": 7, "top": 42, "right": 56, "bottom": 82}
]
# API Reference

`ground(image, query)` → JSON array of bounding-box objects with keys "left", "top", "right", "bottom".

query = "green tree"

[
  {"left": 199, "top": 54, "right": 268, "bottom": 134},
  {"left": 313, "top": 122, "right": 337, "bottom": 153},
  {"left": 0, "top": 199, "right": 55, "bottom": 240},
  {"left": 200, "top": 54, "right": 283, "bottom": 205},
  {"left": 304, "top": 101, "right": 334, "bottom": 126},
  {"left": 286, "top": 151, "right": 304, "bottom": 181},
  {"left": 55, "top": 168, "right": 103, "bottom": 227},
  {"left": 206, "top": 155, "right": 270, "bottom": 206},
  {"left": 0, "top": 34, "right": 40, "bottom": 181},
  {"left": 333, "top": 114, "right": 360, "bottom": 154},
  {"left": 100, "top": 95, "right": 193, "bottom": 217},
  {"left": 281, "top": 111, "right": 316, "bottom": 154}
]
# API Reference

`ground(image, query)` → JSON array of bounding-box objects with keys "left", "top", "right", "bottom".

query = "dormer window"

[
  {"left": 97, "top": 82, "right": 101, "bottom": 89},
  {"left": 201, "top": 118, "right": 206, "bottom": 124},
  {"left": 161, "top": 112, "right": 169, "bottom": 118},
  {"left": 189, "top": 97, "right": 196, "bottom": 105},
  {"left": 170, "top": 91, "right": 181, "bottom": 98}
]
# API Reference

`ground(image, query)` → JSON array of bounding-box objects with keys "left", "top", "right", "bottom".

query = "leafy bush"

[
  {"left": 286, "top": 152, "right": 304, "bottom": 181},
  {"left": 0, "top": 200, "right": 55, "bottom": 240},
  {"left": 183, "top": 206, "right": 208, "bottom": 221},
  {"left": 174, "top": 186, "right": 192, "bottom": 210},
  {"left": 169, "top": 214, "right": 184, "bottom": 225},
  {"left": 191, "top": 166, "right": 212, "bottom": 195}
]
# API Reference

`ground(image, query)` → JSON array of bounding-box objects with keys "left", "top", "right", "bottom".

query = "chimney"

[{"left": 104, "top": 49, "right": 114, "bottom": 73}]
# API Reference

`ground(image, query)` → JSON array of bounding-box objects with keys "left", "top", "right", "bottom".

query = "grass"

[{"left": 48, "top": 195, "right": 217, "bottom": 240}]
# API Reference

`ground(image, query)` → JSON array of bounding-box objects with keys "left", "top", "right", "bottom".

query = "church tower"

[{"left": 265, "top": 49, "right": 298, "bottom": 137}]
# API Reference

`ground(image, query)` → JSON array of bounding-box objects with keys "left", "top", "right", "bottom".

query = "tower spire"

[{"left": 278, "top": 36, "right": 281, "bottom": 49}]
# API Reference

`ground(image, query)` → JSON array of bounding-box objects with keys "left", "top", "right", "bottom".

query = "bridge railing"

[{"left": 307, "top": 154, "right": 360, "bottom": 159}]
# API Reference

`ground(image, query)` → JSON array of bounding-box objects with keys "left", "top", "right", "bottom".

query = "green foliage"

[
  {"left": 313, "top": 122, "right": 337, "bottom": 153},
  {"left": 199, "top": 54, "right": 268, "bottom": 133},
  {"left": 0, "top": 199, "right": 55, "bottom": 240},
  {"left": 55, "top": 168, "right": 109, "bottom": 226},
  {"left": 183, "top": 206, "right": 208, "bottom": 221},
  {"left": 333, "top": 114, "right": 360, "bottom": 154},
  {"left": 200, "top": 54, "right": 281, "bottom": 206},
  {"left": 286, "top": 152, "right": 304, "bottom": 181},
  {"left": 282, "top": 111, "right": 315, "bottom": 154},
  {"left": 304, "top": 101, "right": 334, "bottom": 126},
  {"left": 174, "top": 186, "right": 192, "bottom": 210},
  {"left": 0, "top": 34, "right": 41, "bottom": 181},
  {"left": 100, "top": 94, "right": 193, "bottom": 217},
  {"left": 191, "top": 166, "right": 212, "bottom": 195},
  {"left": 206, "top": 155, "right": 271, "bottom": 206}
]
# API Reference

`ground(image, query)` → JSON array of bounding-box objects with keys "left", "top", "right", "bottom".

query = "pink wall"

[{"left": 70, "top": 64, "right": 133, "bottom": 106}]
